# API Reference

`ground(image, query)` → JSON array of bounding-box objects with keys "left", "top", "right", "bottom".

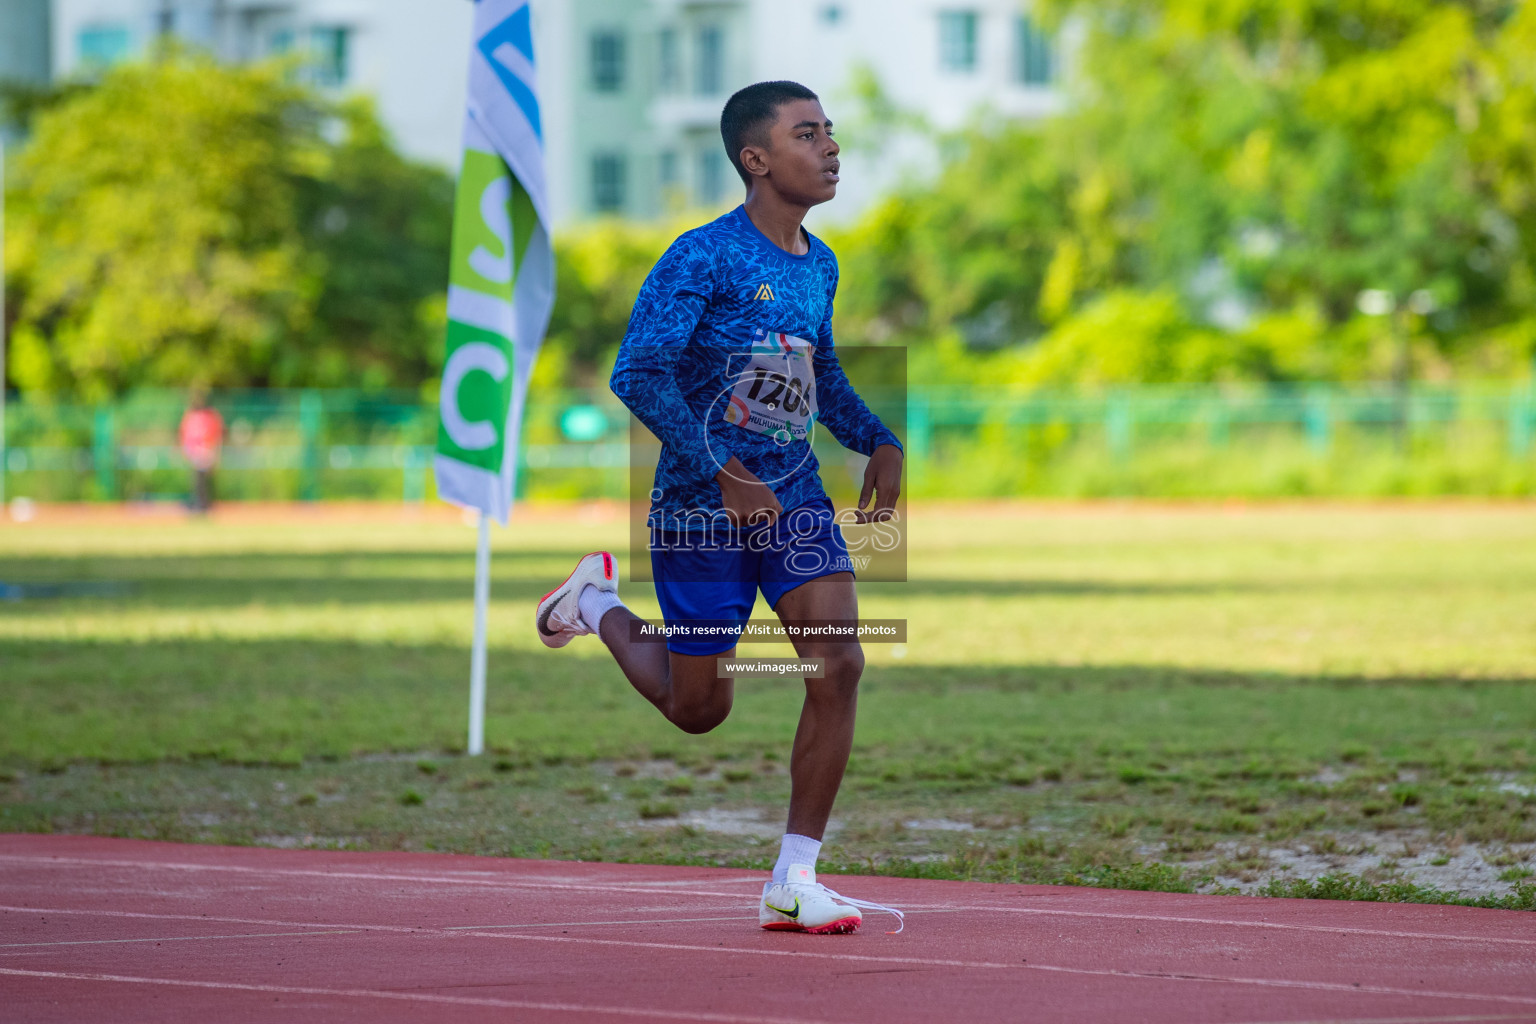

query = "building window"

[
  {"left": 590, "top": 29, "right": 625, "bottom": 93},
  {"left": 592, "top": 153, "right": 627, "bottom": 213},
  {"left": 77, "top": 24, "right": 132, "bottom": 67},
  {"left": 698, "top": 148, "right": 726, "bottom": 204},
  {"left": 309, "top": 26, "right": 350, "bottom": 87},
  {"left": 658, "top": 150, "right": 681, "bottom": 208},
  {"left": 658, "top": 27, "right": 680, "bottom": 94},
  {"left": 695, "top": 25, "right": 724, "bottom": 96},
  {"left": 1014, "top": 15, "right": 1054, "bottom": 85},
  {"left": 938, "top": 11, "right": 978, "bottom": 72},
  {"left": 820, "top": 5, "right": 843, "bottom": 24}
]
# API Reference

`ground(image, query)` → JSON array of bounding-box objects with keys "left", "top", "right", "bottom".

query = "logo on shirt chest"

[{"left": 753, "top": 283, "right": 776, "bottom": 301}]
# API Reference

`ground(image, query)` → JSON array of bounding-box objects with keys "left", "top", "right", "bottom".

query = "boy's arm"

[
  {"left": 609, "top": 242, "right": 720, "bottom": 488},
  {"left": 609, "top": 240, "right": 785, "bottom": 524},
  {"left": 812, "top": 346, "right": 903, "bottom": 456},
  {"left": 812, "top": 266, "right": 902, "bottom": 457},
  {"left": 813, "top": 265, "right": 903, "bottom": 522}
]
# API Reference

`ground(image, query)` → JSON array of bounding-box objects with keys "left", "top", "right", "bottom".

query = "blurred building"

[
  {"left": 1, "top": 0, "right": 52, "bottom": 84},
  {"left": 48, "top": 0, "right": 473, "bottom": 170},
  {"left": 1, "top": 0, "right": 53, "bottom": 141},
  {"left": 43, "top": 0, "right": 1063, "bottom": 226},
  {"left": 539, "top": 0, "right": 1066, "bottom": 226}
]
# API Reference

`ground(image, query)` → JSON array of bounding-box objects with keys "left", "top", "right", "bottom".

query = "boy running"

[{"left": 536, "top": 81, "right": 904, "bottom": 934}]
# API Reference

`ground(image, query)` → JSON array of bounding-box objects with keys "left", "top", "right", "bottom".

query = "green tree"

[
  {"left": 3, "top": 52, "right": 452, "bottom": 398},
  {"left": 834, "top": 0, "right": 1536, "bottom": 385},
  {"left": 546, "top": 220, "right": 673, "bottom": 377},
  {"left": 284, "top": 100, "right": 454, "bottom": 389}
]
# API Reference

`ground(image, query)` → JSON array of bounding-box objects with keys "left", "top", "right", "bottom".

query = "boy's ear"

[{"left": 739, "top": 144, "right": 771, "bottom": 179}]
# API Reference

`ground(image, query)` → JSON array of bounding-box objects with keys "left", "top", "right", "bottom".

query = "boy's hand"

[
  {"left": 855, "top": 444, "right": 903, "bottom": 523},
  {"left": 716, "top": 457, "right": 783, "bottom": 527}
]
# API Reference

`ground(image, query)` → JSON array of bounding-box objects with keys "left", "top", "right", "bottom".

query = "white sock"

[
  {"left": 577, "top": 584, "right": 623, "bottom": 634},
  {"left": 773, "top": 833, "right": 822, "bottom": 885}
]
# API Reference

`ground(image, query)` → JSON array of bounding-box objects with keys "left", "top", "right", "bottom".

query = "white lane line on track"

[
  {"left": 1220, "top": 1015, "right": 1534, "bottom": 1024},
  {"left": 0, "top": 905, "right": 416, "bottom": 934},
  {"left": 5, "top": 854, "right": 1534, "bottom": 951},
  {"left": 4, "top": 904, "right": 1528, "bottom": 1008},
  {"left": 0, "top": 967, "right": 856, "bottom": 1024},
  {"left": 0, "top": 854, "right": 756, "bottom": 901},
  {"left": 444, "top": 917, "right": 754, "bottom": 930},
  {"left": 463, "top": 932, "right": 1536, "bottom": 1009},
  {"left": 0, "top": 904, "right": 750, "bottom": 944},
  {"left": 0, "top": 904, "right": 754, "bottom": 935},
  {"left": 884, "top": 903, "right": 1536, "bottom": 949},
  {"left": 631, "top": 877, "right": 768, "bottom": 887},
  {"left": 0, "top": 930, "right": 361, "bottom": 951}
]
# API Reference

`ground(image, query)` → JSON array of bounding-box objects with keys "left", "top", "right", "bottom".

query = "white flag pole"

[
  {"left": 468, "top": 509, "right": 491, "bottom": 756},
  {"left": 438, "top": 0, "right": 554, "bottom": 757}
]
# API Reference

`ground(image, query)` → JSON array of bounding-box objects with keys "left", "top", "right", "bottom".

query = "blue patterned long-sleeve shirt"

[{"left": 610, "top": 205, "right": 901, "bottom": 530}]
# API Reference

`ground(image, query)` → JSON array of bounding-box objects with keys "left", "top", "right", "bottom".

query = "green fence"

[
  {"left": 911, "top": 384, "right": 1536, "bottom": 498},
  {"left": 0, "top": 389, "right": 628, "bottom": 505},
  {"left": 3, "top": 384, "right": 1535, "bottom": 503}
]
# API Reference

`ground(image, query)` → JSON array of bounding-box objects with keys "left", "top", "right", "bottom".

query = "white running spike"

[
  {"left": 535, "top": 551, "right": 617, "bottom": 649},
  {"left": 760, "top": 864, "right": 905, "bottom": 934}
]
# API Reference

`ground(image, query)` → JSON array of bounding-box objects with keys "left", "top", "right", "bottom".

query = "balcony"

[
  {"left": 650, "top": 94, "right": 724, "bottom": 131},
  {"left": 648, "top": 0, "right": 745, "bottom": 14}
]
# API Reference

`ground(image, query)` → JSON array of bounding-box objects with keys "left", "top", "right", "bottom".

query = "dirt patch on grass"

[
  {"left": 6, "top": 757, "right": 1532, "bottom": 904},
  {"left": 1163, "top": 834, "right": 1533, "bottom": 896}
]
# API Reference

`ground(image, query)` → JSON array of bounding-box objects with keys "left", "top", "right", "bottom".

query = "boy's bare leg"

[
  {"left": 772, "top": 572, "right": 862, "bottom": 841},
  {"left": 592, "top": 605, "right": 735, "bottom": 735}
]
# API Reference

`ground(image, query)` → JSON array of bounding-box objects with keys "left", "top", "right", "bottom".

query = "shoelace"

[
  {"left": 547, "top": 593, "right": 591, "bottom": 634},
  {"left": 554, "top": 607, "right": 588, "bottom": 633},
  {"left": 801, "top": 881, "right": 906, "bottom": 934}
]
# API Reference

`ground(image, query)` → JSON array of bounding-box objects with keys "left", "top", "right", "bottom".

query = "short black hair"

[{"left": 720, "top": 80, "right": 819, "bottom": 187}]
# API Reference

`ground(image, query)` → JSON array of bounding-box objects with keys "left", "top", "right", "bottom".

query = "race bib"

[{"left": 722, "top": 330, "right": 817, "bottom": 443}]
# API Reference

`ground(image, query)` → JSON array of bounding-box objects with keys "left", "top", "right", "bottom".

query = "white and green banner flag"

[{"left": 435, "top": 0, "right": 553, "bottom": 523}]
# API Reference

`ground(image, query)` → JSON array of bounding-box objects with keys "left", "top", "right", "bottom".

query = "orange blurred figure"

[{"left": 179, "top": 391, "right": 225, "bottom": 513}]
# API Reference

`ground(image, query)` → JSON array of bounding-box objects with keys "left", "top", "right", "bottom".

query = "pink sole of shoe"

[{"left": 761, "top": 917, "right": 861, "bottom": 935}]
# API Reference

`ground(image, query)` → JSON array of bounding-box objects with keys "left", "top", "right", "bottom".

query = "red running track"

[{"left": 1, "top": 834, "right": 1533, "bottom": 1023}]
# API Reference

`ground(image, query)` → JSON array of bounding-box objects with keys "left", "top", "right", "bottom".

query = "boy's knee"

[
  {"left": 671, "top": 695, "right": 733, "bottom": 735},
  {"left": 829, "top": 644, "right": 865, "bottom": 679},
  {"left": 817, "top": 646, "right": 864, "bottom": 697}
]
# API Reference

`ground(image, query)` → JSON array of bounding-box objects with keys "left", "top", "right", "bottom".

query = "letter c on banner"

[{"left": 441, "top": 342, "right": 509, "bottom": 451}]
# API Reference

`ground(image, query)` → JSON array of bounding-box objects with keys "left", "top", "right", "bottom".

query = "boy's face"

[{"left": 749, "top": 99, "right": 840, "bottom": 205}]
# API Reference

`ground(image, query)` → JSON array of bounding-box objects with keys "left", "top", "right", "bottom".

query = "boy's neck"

[{"left": 743, "top": 190, "right": 810, "bottom": 256}]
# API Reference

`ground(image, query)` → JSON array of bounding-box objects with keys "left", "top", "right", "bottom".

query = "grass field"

[{"left": 3, "top": 501, "right": 1535, "bottom": 907}]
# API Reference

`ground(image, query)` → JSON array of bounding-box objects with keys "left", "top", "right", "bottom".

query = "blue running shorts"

[{"left": 650, "top": 498, "right": 854, "bottom": 656}]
